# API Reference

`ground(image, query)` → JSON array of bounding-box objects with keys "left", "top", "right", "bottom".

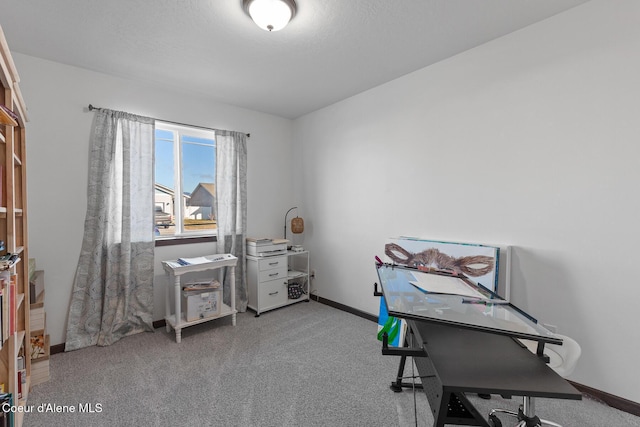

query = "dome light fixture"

[{"left": 243, "top": 0, "right": 297, "bottom": 32}]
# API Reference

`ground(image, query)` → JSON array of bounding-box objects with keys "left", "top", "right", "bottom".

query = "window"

[{"left": 154, "top": 122, "right": 217, "bottom": 240}]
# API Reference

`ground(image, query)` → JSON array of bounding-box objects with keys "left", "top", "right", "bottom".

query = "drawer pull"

[
  {"left": 269, "top": 291, "right": 279, "bottom": 296},
  {"left": 268, "top": 262, "right": 279, "bottom": 266},
  {"left": 269, "top": 273, "right": 279, "bottom": 277}
]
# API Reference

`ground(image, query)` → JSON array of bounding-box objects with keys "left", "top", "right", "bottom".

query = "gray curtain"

[
  {"left": 66, "top": 109, "right": 155, "bottom": 351},
  {"left": 215, "top": 131, "right": 248, "bottom": 312}
]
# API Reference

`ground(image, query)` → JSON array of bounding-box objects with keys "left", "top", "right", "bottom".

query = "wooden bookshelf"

[{"left": 0, "top": 23, "right": 30, "bottom": 425}]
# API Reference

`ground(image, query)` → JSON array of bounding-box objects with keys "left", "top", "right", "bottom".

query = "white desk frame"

[{"left": 162, "top": 254, "right": 238, "bottom": 343}]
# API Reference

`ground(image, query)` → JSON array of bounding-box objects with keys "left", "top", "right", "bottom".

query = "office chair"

[{"left": 487, "top": 334, "right": 582, "bottom": 427}]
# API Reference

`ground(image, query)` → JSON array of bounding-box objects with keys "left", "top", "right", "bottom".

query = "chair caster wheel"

[{"left": 488, "top": 414, "right": 503, "bottom": 427}]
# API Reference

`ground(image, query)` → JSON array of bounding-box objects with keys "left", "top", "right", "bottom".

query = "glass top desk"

[
  {"left": 375, "top": 262, "right": 581, "bottom": 427},
  {"left": 376, "top": 262, "right": 560, "bottom": 345}
]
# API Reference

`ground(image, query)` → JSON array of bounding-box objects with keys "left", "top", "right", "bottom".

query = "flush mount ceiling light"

[{"left": 243, "top": 0, "right": 297, "bottom": 32}]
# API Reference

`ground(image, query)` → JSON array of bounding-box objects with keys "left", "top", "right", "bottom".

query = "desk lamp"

[{"left": 284, "top": 207, "right": 304, "bottom": 248}]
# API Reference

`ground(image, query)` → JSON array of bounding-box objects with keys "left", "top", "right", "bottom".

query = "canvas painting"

[
  {"left": 384, "top": 237, "right": 500, "bottom": 292},
  {"left": 377, "top": 237, "right": 502, "bottom": 347}
]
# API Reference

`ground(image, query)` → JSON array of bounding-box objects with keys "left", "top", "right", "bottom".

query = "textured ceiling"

[{"left": 0, "top": 0, "right": 589, "bottom": 119}]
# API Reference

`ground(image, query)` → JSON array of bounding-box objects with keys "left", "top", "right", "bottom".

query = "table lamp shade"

[{"left": 291, "top": 216, "right": 304, "bottom": 234}]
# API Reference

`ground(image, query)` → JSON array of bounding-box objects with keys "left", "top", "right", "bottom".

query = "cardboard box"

[
  {"left": 30, "top": 306, "right": 45, "bottom": 330},
  {"left": 182, "top": 289, "right": 221, "bottom": 321},
  {"left": 31, "top": 358, "right": 50, "bottom": 386}
]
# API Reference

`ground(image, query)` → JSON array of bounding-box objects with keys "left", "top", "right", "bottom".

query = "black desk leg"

[
  {"left": 381, "top": 332, "right": 425, "bottom": 392},
  {"left": 390, "top": 354, "right": 424, "bottom": 392}
]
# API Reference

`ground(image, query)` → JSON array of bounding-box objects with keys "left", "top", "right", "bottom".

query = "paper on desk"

[
  {"left": 177, "top": 256, "right": 212, "bottom": 265},
  {"left": 409, "top": 273, "right": 487, "bottom": 299}
]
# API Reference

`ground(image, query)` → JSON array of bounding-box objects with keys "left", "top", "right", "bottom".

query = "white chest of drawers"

[{"left": 247, "top": 250, "right": 310, "bottom": 316}]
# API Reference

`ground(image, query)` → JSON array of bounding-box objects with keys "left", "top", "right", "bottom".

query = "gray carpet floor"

[{"left": 24, "top": 300, "right": 640, "bottom": 427}]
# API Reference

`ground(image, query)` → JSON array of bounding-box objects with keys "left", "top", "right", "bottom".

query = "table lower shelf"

[{"left": 165, "top": 303, "right": 236, "bottom": 332}]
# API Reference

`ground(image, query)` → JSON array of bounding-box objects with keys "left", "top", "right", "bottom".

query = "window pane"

[
  {"left": 181, "top": 134, "right": 216, "bottom": 234},
  {"left": 154, "top": 129, "right": 175, "bottom": 237}
]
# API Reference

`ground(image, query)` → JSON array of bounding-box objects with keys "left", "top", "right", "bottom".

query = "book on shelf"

[
  {"left": 0, "top": 271, "right": 15, "bottom": 341},
  {"left": 1, "top": 275, "right": 8, "bottom": 343},
  {"left": 17, "top": 369, "right": 23, "bottom": 399},
  {"left": 0, "top": 104, "right": 18, "bottom": 126},
  {"left": 8, "top": 275, "right": 15, "bottom": 336},
  {"left": 17, "top": 354, "right": 25, "bottom": 400},
  {"left": 0, "top": 253, "right": 19, "bottom": 270},
  {"left": 17, "top": 347, "right": 27, "bottom": 399}
]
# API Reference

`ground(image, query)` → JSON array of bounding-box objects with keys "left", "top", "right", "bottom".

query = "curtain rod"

[{"left": 87, "top": 104, "right": 250, "bottom": 137}]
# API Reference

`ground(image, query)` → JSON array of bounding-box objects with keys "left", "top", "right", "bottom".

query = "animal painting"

[{"left": 384, "top": 243, "right": 495, "bottom": 277}]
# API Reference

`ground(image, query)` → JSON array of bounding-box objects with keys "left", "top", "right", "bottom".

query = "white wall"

[
  {"left": 293, "top": 0, "right": 640, "bottom": 403},
  {"left": 15, "top": 53, "right": 294, "bottom": 348}
]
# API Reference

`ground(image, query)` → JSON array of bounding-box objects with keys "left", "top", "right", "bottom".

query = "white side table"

[{"left": 162, "top": 253, "right": 238, "bottom": 343}]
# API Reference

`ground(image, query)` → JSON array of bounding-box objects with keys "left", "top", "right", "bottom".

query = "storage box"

[
  {"left": 182, "top": 288, "right": 221, "bottom": 321},
  {"left": 31, "top": 358, "right": 50, "bottom": 386},
  {"left": 30, "top": 305, "right": 45, "bottom": 330}
]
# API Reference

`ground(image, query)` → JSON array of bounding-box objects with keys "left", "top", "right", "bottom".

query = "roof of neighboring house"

[
  {"left": 155, "top": 183, "right": 191, "bottom": 200},
  {"left": 189, "top": 183, "right": 215, "bottom": 206},
  {"left": 155, "top": 183, "right": 174, "bottom": 195}
]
